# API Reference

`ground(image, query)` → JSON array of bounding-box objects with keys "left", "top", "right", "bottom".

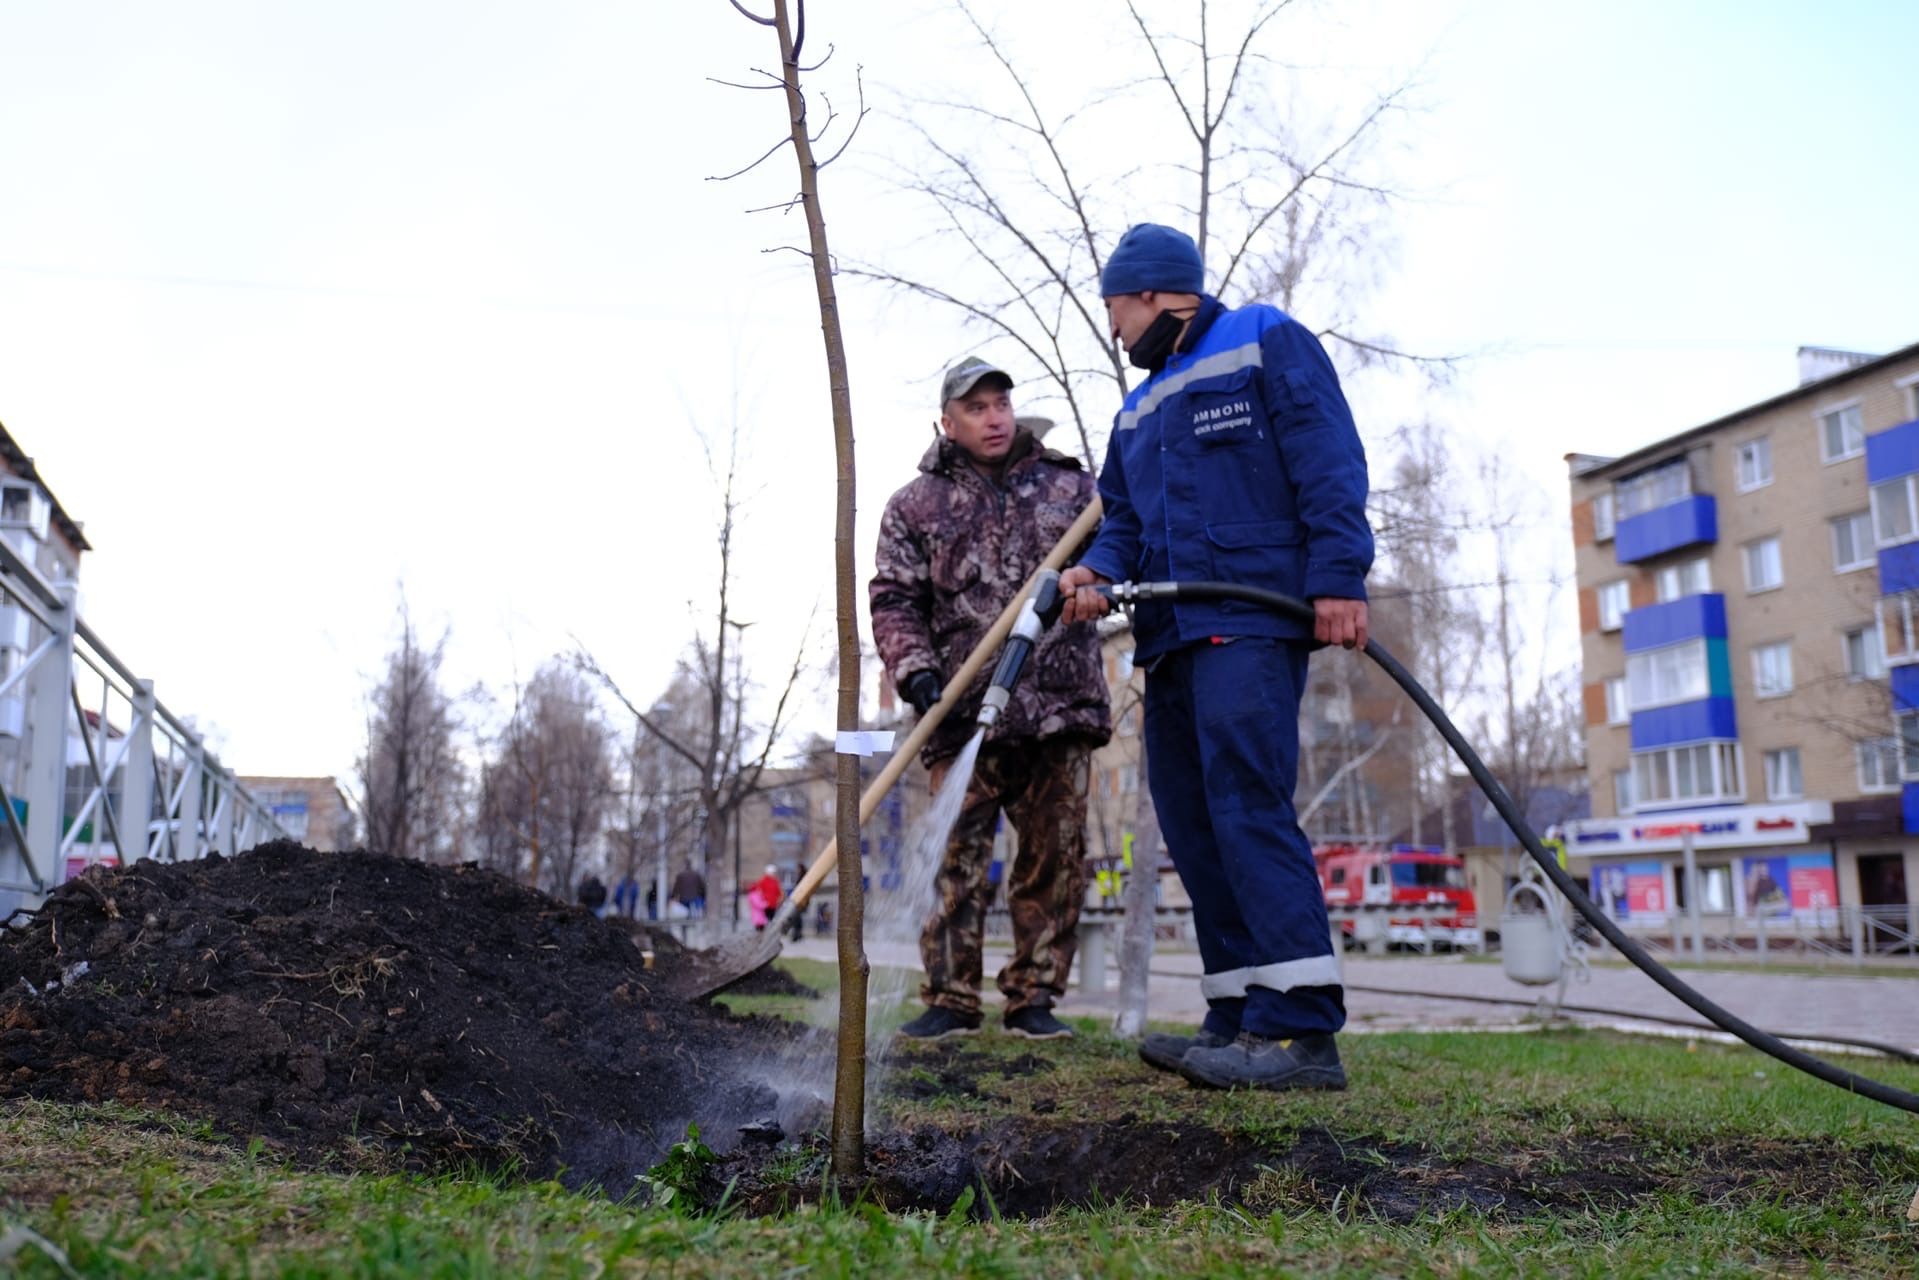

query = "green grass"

[{"left": 5, "top": 958, "right": 1919, "bottom": 1277}]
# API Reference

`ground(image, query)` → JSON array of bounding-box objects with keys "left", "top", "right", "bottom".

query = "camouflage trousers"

[{"left": 921, "top": 736, "right": 1092, "bottom": 1018}]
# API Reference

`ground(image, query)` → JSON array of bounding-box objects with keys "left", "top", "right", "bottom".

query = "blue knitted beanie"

[{"left": 1100, "top": 223, "right": 1204, "bottom": 296}]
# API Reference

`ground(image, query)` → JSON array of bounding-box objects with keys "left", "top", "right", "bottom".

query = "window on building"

[
  {"left": 1655, "top": 557, "right": 1711, "bottom": 602},
  {"left": 1605, "top": 676, "right": 1629, "bottom": 725},
  {"left": 1743, "top": 536, "right": 1783, "bottom": 592},
  {"left": 1673, "top": 862, "right": 1734, "bottom": 915},
  {"left": 1909, "top": 380, "right": 1919, "bottom": 420},
  {"left": 1593, "top": 492, "right": 1615, "bottom": 542},
  {"left": 1845, "top": 625, "right": 1887, "bottom": 681},
  {"left": 1631, "top": 742, "right": 1742, "bottom": 808},
  {"left": 1616, "top": 459, "right": 1692, "bottom": 519},
  {"left": 1819, "top": 403, "right": 1866, "bottom": 463},
  {"left": 1858, "top": 737, "right": 1900, "bottom": 793},
  {"left": 1597, "top": 580, "right": 1629, "bottom": 631},
  {"left": 1735, "top": 437, "right": 1772, "bottom": 491},
  {"left": 1627, "top": 639, "right": 1709, "bottom": 710},
  {"left": 1872, "top": 474, "right": 1919, "bottom": 546},
  {"left": 1900, "top": 709, "right": 1919, "bottom": 780},
  {"left": 1763, "top": 747, "right": 1803, "bottom": 800},
  {"left": 1879, "top": 593, "right": 1919, "bottom": 666},
  {"left": 1612, "top": 768, "right": 1633, "bottom": 814},
  {"left": 1751, "top": 641, "right": 1793, "bottom": 698},
  {"left": 1830, "top": 510, "right": 1874, "bottom": 572}
]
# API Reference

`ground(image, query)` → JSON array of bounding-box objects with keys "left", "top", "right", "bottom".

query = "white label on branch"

[{"left": 835, "top": 730, "right": 896, "bottom": 757}]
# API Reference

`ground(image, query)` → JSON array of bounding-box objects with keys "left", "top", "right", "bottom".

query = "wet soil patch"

[
  {"left": 0, "top": 843, "right": 815, "bottom": 1188},
  {"left": 886, "top": 1046, "right": 1056, "bottom": 1102},
  {"left": 716, "top": 1119, "right": 1902, "bottom": 1221}
]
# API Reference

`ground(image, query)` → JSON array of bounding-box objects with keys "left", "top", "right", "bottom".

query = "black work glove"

[{"left": 903, "top": 670, "right": 943, "bottom": 716}]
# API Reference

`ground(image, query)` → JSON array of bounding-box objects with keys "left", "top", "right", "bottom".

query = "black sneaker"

[
  {"left": 1138, "top": 1027, "right": 1234, "bottom": 1074},
  {"left": 897, "top": 1007, "right": 981, "bottom": 1041},
  {"left": 1178, "top": 1032, "right": 1347, "bottom": 1091},
  {"left": 1004, "top": 1006, "right": 1074, "bottom": 1040}
]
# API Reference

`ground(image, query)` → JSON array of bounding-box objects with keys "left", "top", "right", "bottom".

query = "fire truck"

[{"left": 1315, "top": 843, "right": 1481, "bottom": 950}]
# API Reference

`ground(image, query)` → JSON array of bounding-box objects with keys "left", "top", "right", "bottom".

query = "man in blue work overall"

[{"left": 1060, "top": 223, "right": 1373, "bottom": 1090}]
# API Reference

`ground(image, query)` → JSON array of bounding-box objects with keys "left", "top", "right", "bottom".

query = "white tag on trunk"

[{"left": 835, "top": 730, "right": 896, "bottom": 757}]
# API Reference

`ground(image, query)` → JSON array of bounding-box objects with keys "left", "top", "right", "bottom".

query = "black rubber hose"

[{"left": 1122, "top": 578, "right": 1919, "bottom": 1115}]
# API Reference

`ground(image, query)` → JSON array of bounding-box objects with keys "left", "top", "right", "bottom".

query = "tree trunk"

[
  {"left": 1113, "top": 741, "right": 1160, "bottom": 1038},
  {"left": 767, "top": 0, "right": 867, "bottom": 1184}
]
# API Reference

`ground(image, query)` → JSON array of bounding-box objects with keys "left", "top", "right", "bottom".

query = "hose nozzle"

[{"left": 977, "top": 569, "right": 1064, "bottom": 730}]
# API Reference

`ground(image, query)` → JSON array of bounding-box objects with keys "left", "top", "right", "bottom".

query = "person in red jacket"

[{"left": 746, "top": 865, "right": 783, "bottom": 931}]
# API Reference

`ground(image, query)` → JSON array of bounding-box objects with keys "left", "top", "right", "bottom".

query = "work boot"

[
  {"left": 1138, "top": 1027, "right": 1234, "bottom": 1074},
  {"left": 897, "top": 1006, "right": 981, "bottom": 1041},
  {"left": 1178, "top": 1033, "right": 1347, "bottom": 1092},
  {"left": 1003, "top": 1005, "right": 1074, "bottom": 1040}
]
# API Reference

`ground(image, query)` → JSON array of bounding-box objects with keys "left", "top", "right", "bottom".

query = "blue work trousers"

[{"left": 1144, "top": 637, "right": 1344, "bottom": 1039}]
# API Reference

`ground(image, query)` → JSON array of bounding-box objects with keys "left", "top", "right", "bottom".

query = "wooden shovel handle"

[{"left": 785, "top": 497, "right": 1103, "bottom": 911}]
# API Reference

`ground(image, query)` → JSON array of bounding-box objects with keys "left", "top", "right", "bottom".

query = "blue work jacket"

[{"left": 1079, "top": 296, "right": 1374, "bottom": 662}]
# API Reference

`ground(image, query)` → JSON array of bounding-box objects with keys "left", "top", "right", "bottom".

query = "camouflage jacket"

[{"left": 870, "top": 430, "right": 1112, "bottom": 765}]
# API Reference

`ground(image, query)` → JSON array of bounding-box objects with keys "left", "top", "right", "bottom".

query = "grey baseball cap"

[{"left": 939, "top": 356, "right": 1013, "bottom": 408}]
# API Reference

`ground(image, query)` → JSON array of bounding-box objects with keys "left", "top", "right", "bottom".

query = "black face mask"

[{"left": 1127, "top": 308, "right": 1189, "bottom": 373}]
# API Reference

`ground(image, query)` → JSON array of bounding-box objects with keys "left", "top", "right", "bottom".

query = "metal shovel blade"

[{"left": 685, "top": 901, "right": 798, "bottom": 1000}]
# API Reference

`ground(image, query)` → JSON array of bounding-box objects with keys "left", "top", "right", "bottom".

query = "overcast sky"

[{"left": 2, "top": 0, "right": 1914, "bottom": 785}]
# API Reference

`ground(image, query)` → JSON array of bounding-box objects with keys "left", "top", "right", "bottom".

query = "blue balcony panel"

[
  {"left": 1629, "top": 697, "right": 1737, "bottom": 751},
  {"left": 1904, "top": 782, "right": 1919, "bottom": 836},
  {"left": 1881, "top": 541, "right": 1919, "bottom": 597},
  {"left": 1622, "top": 593, "right": 1728, "bottom": 653},
  {"left": 1892, "top": 664, "right": 1919, "bottom": 713},
  {"left": 1615, "top": 494, "right": 1717, "bottom": 564},
  {"left": 1866, "top": 419, "right": 1919, "bottom": 485}
]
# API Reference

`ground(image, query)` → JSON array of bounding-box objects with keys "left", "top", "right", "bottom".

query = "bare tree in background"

[
  {"left": 849, "top": 0, "right": 1435, "bottom": 466},
  {"left": 1368, "top": 422, "right": 1487, "bottom": 852},
  {"left": 359, "top": 600, "right": 465, "bottom": 863},
  {"left": 578, "top": 424, "right": 811, "bottom": 919},
  {"left": 479, "top": 659, "right": 616, "bottom": 897},
  {"left": 1476, "top": 454, "right": 1585, "bottom": 848}
]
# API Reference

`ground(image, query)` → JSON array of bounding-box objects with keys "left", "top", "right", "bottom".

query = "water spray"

[{"left": 1094, "top": 577, "right": 1919, "bottom": 1116}]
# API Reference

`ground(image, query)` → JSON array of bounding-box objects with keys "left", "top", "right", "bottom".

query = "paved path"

[{"left": 782, "top": 937, "right": 1919, "bottom": 1056}]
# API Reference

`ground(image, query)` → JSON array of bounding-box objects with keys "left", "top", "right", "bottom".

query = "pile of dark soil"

[{"left": 0, "top": 842, "right": 819, "bottom": 1189}]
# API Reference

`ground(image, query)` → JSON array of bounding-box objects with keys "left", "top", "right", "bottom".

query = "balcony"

[
  {"left": 1630, "top": 698, "right": 1738, "bottom": 751},
  {"left": 1622, "top": 594, "right": 1727, "bottom": 652},
  {"left": 1865, "top": 418, "right": 1919, "bottom": 486},
  {"left": 1615, "top": 494, "right": 1717, "bottom": 564}
]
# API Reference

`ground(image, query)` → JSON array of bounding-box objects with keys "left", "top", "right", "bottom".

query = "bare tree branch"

[{"left": 707, "top": 133, "right": 792, "bottom": 184}]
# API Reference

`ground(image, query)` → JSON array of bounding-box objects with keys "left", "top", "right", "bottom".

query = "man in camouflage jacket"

[{"left": 869, "top": 356, "right": 1111, "bottom": 1041}]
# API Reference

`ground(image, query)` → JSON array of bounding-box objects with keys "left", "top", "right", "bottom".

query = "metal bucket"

[{"left": 1500, "top": 881, "right": 1563, "bottom": 985}]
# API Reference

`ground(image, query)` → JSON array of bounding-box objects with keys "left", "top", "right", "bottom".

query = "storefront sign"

[{"left": 1566, "top": 801, "right": 1832, "bottom": 855}]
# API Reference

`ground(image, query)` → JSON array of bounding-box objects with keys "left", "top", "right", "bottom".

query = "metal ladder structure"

[{"left": 0, "top": 537, "right": 286, "bottom": 920}]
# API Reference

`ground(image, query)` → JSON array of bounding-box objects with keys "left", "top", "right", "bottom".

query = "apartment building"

[
  {"left": 1564, "top": 344, "right": 1919, "bottom": 939},
  {"left": 236, "top": 776, "right": 356, "bottom": 851}
]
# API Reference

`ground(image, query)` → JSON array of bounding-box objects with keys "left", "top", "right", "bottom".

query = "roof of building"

[
  {"left": 0, "top": 418, "right": 91, "bottom": 553},
  {"left": 1568, "top": 339, "right": 1919, "bottom": 484}
]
